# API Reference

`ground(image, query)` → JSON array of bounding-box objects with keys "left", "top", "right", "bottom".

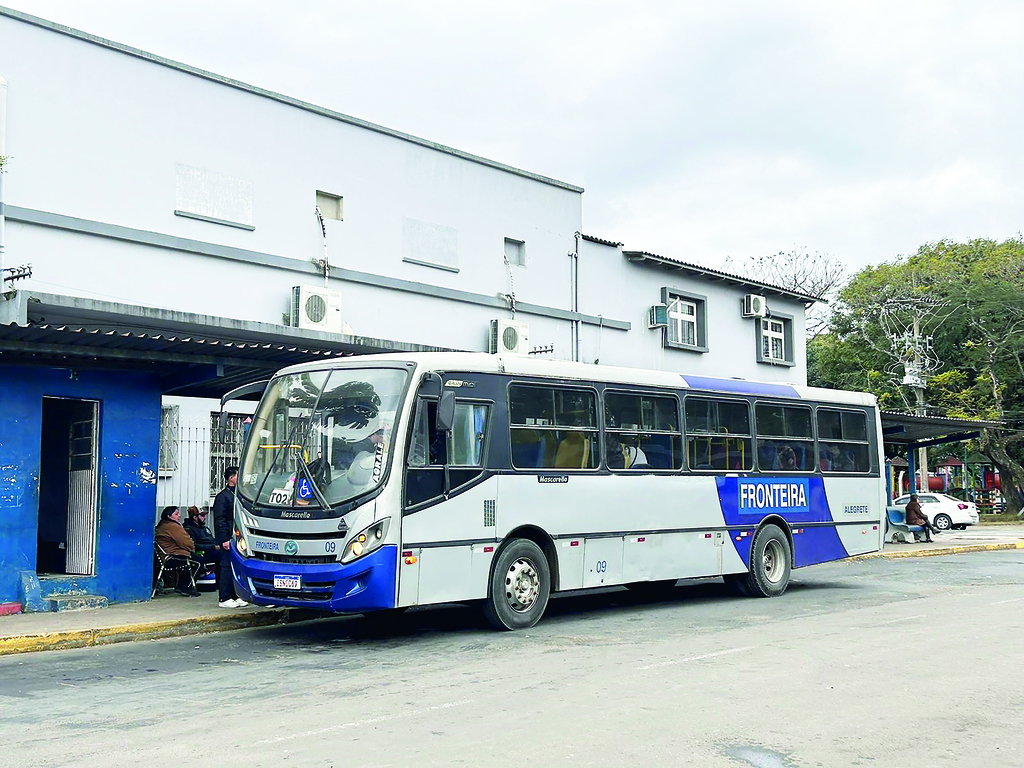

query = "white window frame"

[
  {"left": 660, "top": 287, "right": 708, "bottom": 353},
  {"left": 762, "top": 319, "right": 785, "bottom": 362},
  {"left": 667, "top": 297, "right": 697, "bottom": 347}
]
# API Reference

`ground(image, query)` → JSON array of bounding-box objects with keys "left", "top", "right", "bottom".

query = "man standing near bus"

[{"left": 213, "top": 466, "right": 248, "bottom": 608}]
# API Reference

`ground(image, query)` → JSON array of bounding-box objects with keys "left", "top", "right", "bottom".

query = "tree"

[
  {"left": 723, "top": 248, "right": 847, "bottom": 337},
  {"left": 809, "top": 237, "right": 1024, "bottom": 516}
]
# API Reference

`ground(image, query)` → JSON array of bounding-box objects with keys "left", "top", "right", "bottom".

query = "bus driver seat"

[{"left": 554, "top": 432, "right": 589, "bottom": 469}]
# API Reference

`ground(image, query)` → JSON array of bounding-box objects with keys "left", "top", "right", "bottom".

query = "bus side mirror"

[
  {"left": 437, "top": 390, "right": 456, "bottom": 432},
  {"left": 419, "top": 372, "right": 443, "bottom": 398},
  {"left": 218, "top": 410, "right": 228, "bottom": 443}
]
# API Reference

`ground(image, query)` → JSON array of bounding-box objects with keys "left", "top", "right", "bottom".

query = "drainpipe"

[
  {"left": 0, "top": 73, "right": 7, "bottom": 282},
  {"left": 570, "top": 232, "right": 581, "bottom": 362}
]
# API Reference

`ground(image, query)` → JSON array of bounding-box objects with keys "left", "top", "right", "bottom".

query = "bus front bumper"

[{"left": 230, "top": 545, "right": 398, "bottom": 613}]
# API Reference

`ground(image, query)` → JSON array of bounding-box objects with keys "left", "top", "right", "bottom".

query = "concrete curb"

[
  {"left": 852, "top": 541, "right": 1024, "bottom": 561},
  {"left": 0, "top": 606, "right": 322, "bottom": 657}
]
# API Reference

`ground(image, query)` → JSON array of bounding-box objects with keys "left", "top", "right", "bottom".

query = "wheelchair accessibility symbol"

[{"left": 297, "top": 478, "right": 313, "bottom": 501}]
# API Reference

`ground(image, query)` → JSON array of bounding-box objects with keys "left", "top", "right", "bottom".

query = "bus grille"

[
  {"left": 252, "top": 552, "right": 337, "bottom": 565},
  {"left": 250, "top": 575, "right": 335, "bottom": 602}
]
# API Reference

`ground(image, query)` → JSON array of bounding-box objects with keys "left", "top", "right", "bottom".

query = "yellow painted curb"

[
  {"left": 0, "top": 607, "right": 293, "bottom": 657},
  {"left": 852, "top": 540, "right": 1024, "bottom": 561}
]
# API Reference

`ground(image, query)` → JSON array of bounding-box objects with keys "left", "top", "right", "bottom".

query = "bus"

[{"left": 225, "top": 352, "right": 885, "bottom": 630}]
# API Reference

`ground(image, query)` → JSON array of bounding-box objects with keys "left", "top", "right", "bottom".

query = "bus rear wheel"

[
  {"left": 730, "top": 524, "right": 792, "bottom": 598},
  {"left": 483, "top": 539, "right": 551, "bottom": 630}
]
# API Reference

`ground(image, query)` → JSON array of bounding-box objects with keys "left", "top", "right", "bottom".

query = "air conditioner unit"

[
  {"left": 291, "top": 285, "right": 343, "bottom": 333},
  {"left": 742, "top": 294, "right": 767, "bottom": 318},
  {"left": 648, "top": 304, "right": 668, "bottom": 329},
  {"left": 489, "top": 319, "right": 530, "bottom": 355}
]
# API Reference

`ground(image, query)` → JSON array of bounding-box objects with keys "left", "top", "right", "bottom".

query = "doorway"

[{"left": 38, "top": 397, "right": 99, "bottom": 576}]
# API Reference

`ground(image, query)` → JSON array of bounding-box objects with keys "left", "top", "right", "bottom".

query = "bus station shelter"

[{"left": 880, "top": 411, "right": 1002, "bottom": 500}]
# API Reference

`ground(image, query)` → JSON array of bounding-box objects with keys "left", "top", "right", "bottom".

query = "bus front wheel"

[
  {"left": 730, "top": 524, "right": 792, "bottom": 598},
  {"left": 483, "top": 539, "right": 551, "bottom": 630}
]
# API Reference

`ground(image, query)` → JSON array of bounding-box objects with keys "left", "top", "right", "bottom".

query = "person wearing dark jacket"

[
  {"left": 213, "top": 466, "right": 248, "bottom": 608},
  {"left": 183, "top": 505, "right": 220, "bottom": 571},
  {"left": 905, "top": 494, "right": 938, "bottom": 542}
]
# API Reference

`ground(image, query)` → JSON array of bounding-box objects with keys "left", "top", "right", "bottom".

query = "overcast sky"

[{"left": 6, "top": 1, "right": 1023, "bottom": 273}]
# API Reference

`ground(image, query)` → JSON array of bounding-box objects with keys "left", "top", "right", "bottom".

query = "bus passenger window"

[
  {"left": 685, "top": 397, "right": 753, "bottom": 472},
  {"left": 510, "top": 384, "right": 598, "bottom": 470},
  {"left": 755, "top": 404, "right": 814, "bottom": 472},
  {"left": 816, "top": 409, "right": 871, "bottom": 473},
  {"left": 604, "top": 391, "right": 682, "bottom": 470}
]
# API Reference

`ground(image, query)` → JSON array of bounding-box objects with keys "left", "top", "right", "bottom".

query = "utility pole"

[{"left": 910, "top": 314, "right": 929, "bottom": 492}]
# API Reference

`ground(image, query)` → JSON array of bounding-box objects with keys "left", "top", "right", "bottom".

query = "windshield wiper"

[{"left": 252, "top": 414, "right": 315, "bottom": 508}]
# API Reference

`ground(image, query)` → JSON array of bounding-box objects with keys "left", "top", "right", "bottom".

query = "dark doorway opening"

[{"left": 38, "top": 397, "right": 99, "bottom": 576}]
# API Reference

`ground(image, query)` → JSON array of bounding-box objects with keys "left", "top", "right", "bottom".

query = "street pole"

[{"left": 912, "top": 314, "right": 929, "bottom": 493}]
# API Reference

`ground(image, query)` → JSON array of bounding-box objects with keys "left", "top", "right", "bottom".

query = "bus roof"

[{"left": 277, "top": 352, "right": 876, "bottom": 407}]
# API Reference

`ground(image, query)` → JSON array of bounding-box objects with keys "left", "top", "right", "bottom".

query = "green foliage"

[{"left": 810, "top": 236, "right": 1024, "bottom": 514}]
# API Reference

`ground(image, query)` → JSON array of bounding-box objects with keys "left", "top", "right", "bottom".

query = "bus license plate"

[{"left": 274, "top": 575, "right": 300, "bottom": 590}]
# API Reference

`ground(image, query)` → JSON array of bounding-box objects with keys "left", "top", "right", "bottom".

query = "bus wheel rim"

[
  {"left": 505, "top": 557, "right": 540, "bottom": 612},
  {"left": 763, "top": 539, "right": 785, "bottom": 583}
]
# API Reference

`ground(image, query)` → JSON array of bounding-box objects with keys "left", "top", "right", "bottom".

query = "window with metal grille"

[
  {"left": 209, "top": 412, "right": 248, "bottom": 496},
  {"left": 159, "top": 405, "right": 180, "bottom": 474}
]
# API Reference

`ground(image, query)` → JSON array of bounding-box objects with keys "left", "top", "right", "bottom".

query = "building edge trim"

[{"left": 6, "top": 205, "right": 630, "bottom": 331}]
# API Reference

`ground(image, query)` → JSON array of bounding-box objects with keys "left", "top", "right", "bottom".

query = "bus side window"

[
  {"left": 406, "top": 400, "right": 490, "bottom": 508},
  {"left": 406, "top": 400, "right": 446, "bottom": 507}
]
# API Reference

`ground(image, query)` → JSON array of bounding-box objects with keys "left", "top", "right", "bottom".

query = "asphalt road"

[{"left": 2, "top": 551, "right": 1023, "bottom": 768}]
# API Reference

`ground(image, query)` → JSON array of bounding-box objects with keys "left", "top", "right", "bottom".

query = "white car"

[{"left": 892, "top": 493, "right": 980, "bottom": 530}]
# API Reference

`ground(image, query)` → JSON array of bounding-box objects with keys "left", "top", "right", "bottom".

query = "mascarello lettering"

[{"left": 738, "top": 482, "right": 808, "bottom": 510}]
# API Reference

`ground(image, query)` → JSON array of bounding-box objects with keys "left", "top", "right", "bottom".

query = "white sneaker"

[
  {"left": 218, "top": 599, "right": 238, "bottom": 608},
  {"left": 234, "top": 599, "right": 249, "bottom": 607}
]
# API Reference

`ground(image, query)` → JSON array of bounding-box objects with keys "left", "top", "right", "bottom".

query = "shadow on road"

[{"left": 248, "top": 574, "right": 865, "bottom": 652}]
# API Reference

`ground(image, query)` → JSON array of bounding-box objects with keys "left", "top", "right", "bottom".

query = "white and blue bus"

[{"left": 226, "top": 353, "right": 885, "bottom": 629}]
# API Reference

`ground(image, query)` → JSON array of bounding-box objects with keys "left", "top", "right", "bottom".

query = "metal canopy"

[
  {"left": 880, "top": 410, "right": 1001, "bottom": 447},
  {"left": 0, "top": 290, "right": 454, "bottom": 398}
]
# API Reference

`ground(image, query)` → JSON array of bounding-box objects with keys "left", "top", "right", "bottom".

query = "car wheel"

[
  {"left": 482, "top": 538, "right": 551, "bottom": 630},
  {"left": 933, "top": 513, "right": 952, "bottom": 531}
]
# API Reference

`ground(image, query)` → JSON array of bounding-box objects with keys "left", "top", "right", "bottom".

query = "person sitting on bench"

[{"left": 905, "top": 494, "right": 938, "bottom": 542}]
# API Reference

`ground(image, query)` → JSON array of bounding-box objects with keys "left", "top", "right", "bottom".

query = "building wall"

[
  {"left": 576, "top": 240, "right": 808, "bottom": 383},
  {"left": 0, "top": 12, "right": 588, "bottom": 352},
  {"left": 0, "top": 366, "right": 161, "bottom": 605}
]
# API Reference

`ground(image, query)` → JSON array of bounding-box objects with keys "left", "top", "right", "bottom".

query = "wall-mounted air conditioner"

[
  {"left": 291, "top": 285, "right": 343, "bottom": 333},
  {"left": 648, "top": 304, "right": 668, "bottom": 329},
  {"left": 741, "top": 294, "right": 768, "bottom": 318},
  {"left": 489, "top": 319, "right": 530, "bottom": 355}
]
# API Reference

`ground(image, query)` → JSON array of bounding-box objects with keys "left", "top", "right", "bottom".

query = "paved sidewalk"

[
  {"left": 3, "top": 524, "right": 1022, "bottom": 657},
  {"left": 0, "top": 590, "right": 321, "bottom": 656}
]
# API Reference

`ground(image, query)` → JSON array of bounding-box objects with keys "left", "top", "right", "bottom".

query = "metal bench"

[{"left": 885, "top": 507, "right": 925, "bottom": 544}]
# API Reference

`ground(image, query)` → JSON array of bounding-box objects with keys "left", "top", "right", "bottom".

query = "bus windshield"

[{"left": 238, "top": 367, "right": 408, "bottom": 509}]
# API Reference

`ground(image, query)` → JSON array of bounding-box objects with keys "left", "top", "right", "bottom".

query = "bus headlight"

[
  {"left": 341, "top": 518, "right": 390, "bottom": 564},
  {"left": 234, "top": 526, "right": 249, "bottom": 557}
]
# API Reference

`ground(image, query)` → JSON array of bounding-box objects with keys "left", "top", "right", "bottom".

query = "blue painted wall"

[{"left": 0, "top": 366, "right": 162, "bottom": 605}]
